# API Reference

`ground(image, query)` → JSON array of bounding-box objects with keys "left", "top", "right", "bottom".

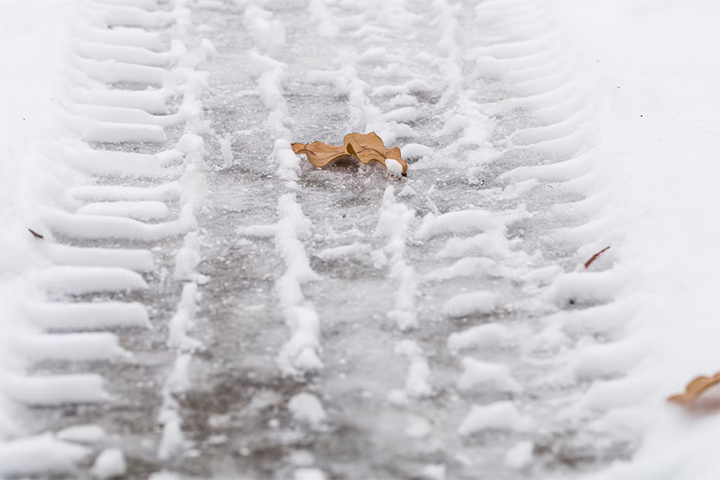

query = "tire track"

[{"left": 0, "top": 0, "right": 213, "bottom": 477}]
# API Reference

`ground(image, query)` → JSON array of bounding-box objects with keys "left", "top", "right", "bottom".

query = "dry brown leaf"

[
  {"left": 291, "top": 132, "right": 407, "bottom": 175},
  {"left": 668, "top": 372, "right": 720, "bottom": 404},
  {"left": 584, "top": 246, "right": 610, "bottom": 269},
  {"left": 290, "top": 141, "right": 348, "bottom": 167}
]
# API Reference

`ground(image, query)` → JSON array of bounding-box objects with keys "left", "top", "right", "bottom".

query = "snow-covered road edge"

[
  {"left": 1, "top": 0, "right": 215, "bottom": 476},
  {"left": 552, "top": 1, "right": 720, "bottom": 478},
  {"left": 1, "top": 2, "right": 92, "bottom": 472}
]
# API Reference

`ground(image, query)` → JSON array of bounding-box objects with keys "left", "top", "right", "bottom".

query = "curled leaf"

[
  {"left": 291, "top": 141, "right": 348, "bottom": 167},
  {"left": 292, "top": 132, "right": 407, "bottom": 175},
  {"left": 668, "top": 372, "right": 720, "bottom": 404}
]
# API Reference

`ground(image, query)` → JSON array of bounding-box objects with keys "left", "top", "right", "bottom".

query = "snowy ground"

[{"left": 0, "top": 0, "right": 718, "bottom": 479}]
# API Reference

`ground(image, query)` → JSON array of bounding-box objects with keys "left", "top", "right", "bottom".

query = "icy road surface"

[{"left": 1, "top": 0, "right": 718, "bottom": 479}]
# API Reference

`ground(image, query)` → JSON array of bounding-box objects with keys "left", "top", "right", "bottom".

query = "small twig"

[
  {"left": 28, "top": 228, "right": 44, "bottom": 239},
  {"left": 584, "top": 246, "right": 610, "bottom": 269}
]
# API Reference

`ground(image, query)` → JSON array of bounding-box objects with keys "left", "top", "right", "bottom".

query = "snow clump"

[
  {"left": 385, "top": 158, "right": 403, "bottom": 177},
  {"left": 91, "top": 448, "right": 127, "bottom": 479}
]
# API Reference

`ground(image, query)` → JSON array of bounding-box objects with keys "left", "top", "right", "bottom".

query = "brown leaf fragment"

[
  {"left": 668, "top": 372, "right": 720, "bottom": 404},
  {"left": 291, "top": 141, "right": 349, "bottom": 167},
  {"left": 28, "top": 228, "right": 44, "bottom": 239},
  {"left": 291, "top": 132, "right": 408, "bottom": 174},
  {"left": 584, "top": 246, "right": 610, "bottom": 269}
]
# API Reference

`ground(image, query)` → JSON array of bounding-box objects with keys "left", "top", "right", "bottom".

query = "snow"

[
  {"left": 0, "top": 434, "right": 90, "bottom": 477},
  {"left": 447, "top": 323, "right": 514, "bottom": 355},
  {"left": 404, "top": 413, "right": 433, "bottom": 439},
  {"left": 1, "top": 374, "right": 109, "bottom": 406},
  {"left": 397, "top": 185, "right": 416, "bottom": 198},
  {"left": 396, "top": 345, "right": 434, "bottom": 398},
  {"left": 294, "top": 467, "right": 326, "bottom": 480},
  {"left": 423, "top": 256, "right": 497, "bottom": 282},
  {"left": 504, "top": 440, "right": 534, "bottom": 470},
  {"left": 456, "top": 358, "right": 523, "bottom": 394},
  {"left": 174, "top": 231, "right": 204, "bottom": 281},
  {"left": 219, "top": 136, "right": 233, "bottom": 168},
  {"left": 374, "top": 186, "right": 419, "bottom": 331},
  {"left": 442, "top": 291, "right": 498, "bottom": 319},
  {"left": 167, "top": 282, "right": 202, "bottom": 352},
  {"left": 458, "top": 401, "right": 535, "bottom": 436},
  {"left": 401, "top": 143, "right": 434, "bottom": 159},
  {"left": 91, "top": 448, "right": 127, "bottom": 479},
  {"left": 8, "top": 332, "right": 128, "bottom": 363},
  {"left": 40, "top": 243, "right": 156, "bottom": 272},
  {"left": 385, "top": 158, "right": 403, "bottom": 177},
  {"left": 70, "top": 182, "right": 183, "bottom": 202},
  {"left": 24, "top": 301, "right": 150, "bottom": 331},
  {"left": 56, "top": 424, "right": 106, "bottom": 444},
  {"left": 421, "top": 464, "right": 447, "bottom": 480},
  {"left": 288, "top": 392, "right": 327, "bottom": 428},
  {"left": 77, "top": 200, "right": 170, "bottom": 220},
  {"left": 0, "top": 0, "right": 718, "bottom": 477},
  {"left": 437, "top": 231, "right": 514, "bottom": 259},
  {"left": 32, "top": 266, "right": 148, "bottom": 295},
  {"left": 550, "top": 1, "right": 720, "bottom": 478},
  {"left": 315, "top": 243, "right": 372, "bottom": 262}
]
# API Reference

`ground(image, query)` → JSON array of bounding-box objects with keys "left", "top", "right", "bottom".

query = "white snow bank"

[
  {"left": 0, "top": 0, "right": 88, "bottom": 441},
  {"left": 554, "top": 1, "right": 720, "bottom": 478}
]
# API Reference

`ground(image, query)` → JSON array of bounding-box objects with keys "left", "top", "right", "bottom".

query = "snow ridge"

[
  {"left": 1, "top": 0, "right": 213, "bottom": 475},
  {"left": 238, "top": 3, "right": 327, "bottom": 478}
]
